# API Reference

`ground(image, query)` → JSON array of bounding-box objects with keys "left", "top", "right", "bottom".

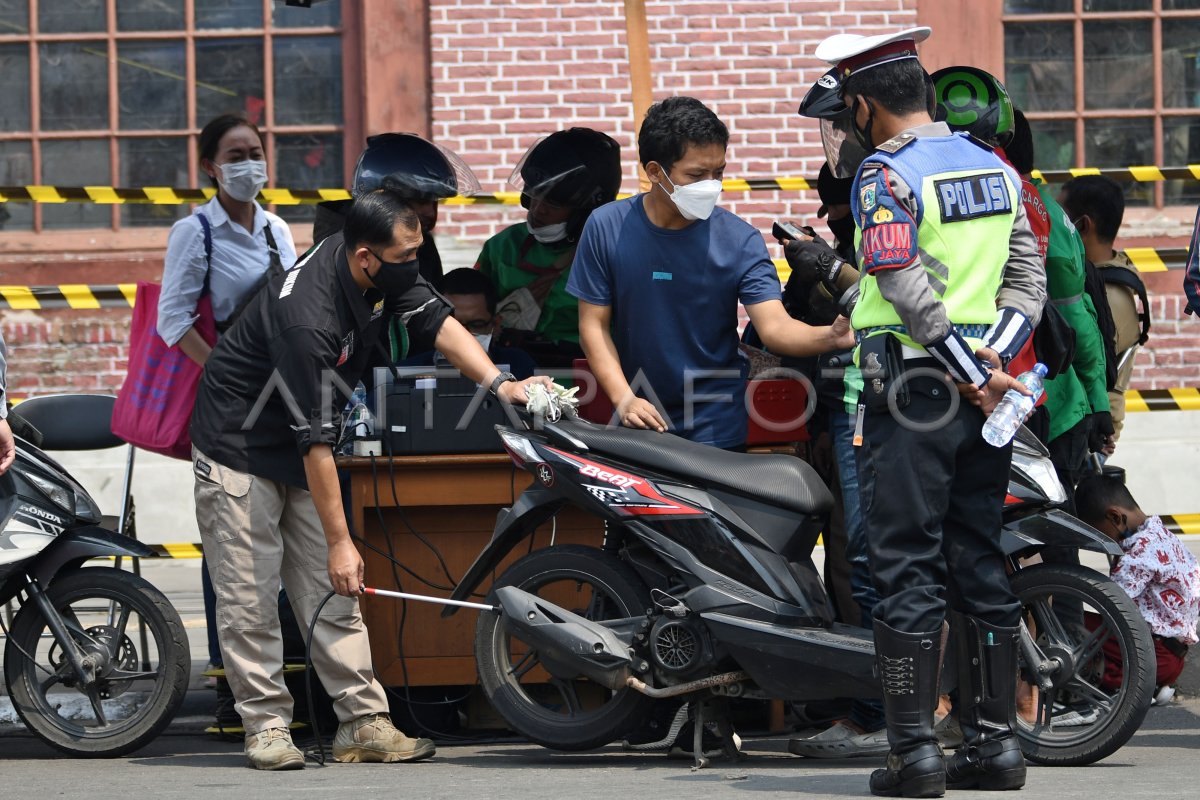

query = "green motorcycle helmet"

[{"left": 931, "top": 66, "right": 1015, "bottom": 149}]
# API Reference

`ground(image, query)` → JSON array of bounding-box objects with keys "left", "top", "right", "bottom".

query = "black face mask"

[
  {"left": 850, "top": 95, "right": 876, "bottom": 151},
  {"left": 366, "top": 249, "right": 420, "bottom": 296},
  {"left": 827, "top": 215, "right": 856, "bottom": 250}
]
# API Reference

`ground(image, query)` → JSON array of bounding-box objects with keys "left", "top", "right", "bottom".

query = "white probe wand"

[{"left": 361, "top": 586, "right": 496, "bottom": 612}]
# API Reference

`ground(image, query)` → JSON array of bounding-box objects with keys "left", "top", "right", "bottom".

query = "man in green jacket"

[{"left": 1008, "top": 110, "right": 1112, "bottom": 509}]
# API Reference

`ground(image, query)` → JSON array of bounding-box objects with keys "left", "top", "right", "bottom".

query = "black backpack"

[
  {"left": 1032, "top": 301, "right": 1077, "bottom": 380},
  {"left": 1081, "top": 260, "right": 1120, "bottom": 391},
  {"left": 1099, "top": 262, "right": 1152, "bottom": 347}
]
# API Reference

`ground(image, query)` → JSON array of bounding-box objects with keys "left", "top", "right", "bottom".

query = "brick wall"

[
  {"left": 1130, "top": 273, "right": 1200, "bottom": 390},
  {"left": 2, "top": 0, "right": 1196, "bottom": 398},
  {"left": 3, "top": 310, "right": 130, "bottom": 398},
  {"left": 428, "top": 0, "right": 919, "bottom": 244}
]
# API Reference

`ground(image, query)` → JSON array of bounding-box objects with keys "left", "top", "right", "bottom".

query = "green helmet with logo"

[{"left": 931, "top": 66, "right": 1015, "bottom": 148}]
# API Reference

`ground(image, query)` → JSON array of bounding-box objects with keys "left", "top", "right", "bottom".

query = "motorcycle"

[
  {"left": 446, "top": 401, "right": 1155, "bottom": 767},
  {"left": 1, "top": 394, "right": 191, "bottom": 756}
]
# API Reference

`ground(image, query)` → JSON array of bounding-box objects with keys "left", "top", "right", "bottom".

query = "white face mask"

[
  {"left": 218, "top": 159, "right": 268, "bottom": 203},
  {"left": 528, "top": 221, "right": 569, "bottom": 244},
  {"left": 660, "top": 172, "right": 723, "bottom": 221},
  {"left": 473, "top": 333, "right": 493, "bottom": 352}
]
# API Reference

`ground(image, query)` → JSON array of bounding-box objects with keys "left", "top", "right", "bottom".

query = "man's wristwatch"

[{"left": 488, "top": 371, "right": 517, "bottom": 397}]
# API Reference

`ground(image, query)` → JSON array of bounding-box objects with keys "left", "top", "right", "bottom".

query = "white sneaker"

[
  {"left": 1152, "top": 685, "right": 1175, "bottom": 706},
  {"left": 1051, "top": 703, "right": 1099, "bottom": 727}
]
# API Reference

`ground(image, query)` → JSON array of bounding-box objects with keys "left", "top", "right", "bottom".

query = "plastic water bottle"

[
  {"left": 982, "top": 363, "right": 1048, "bottom": 447},
  {"left": 345, "top": 383, "right": 373, "bottom": 439}
]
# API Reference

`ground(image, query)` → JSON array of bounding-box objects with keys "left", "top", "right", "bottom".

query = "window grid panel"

[
  {"left": 1003, "top": 2, "right": 1200, "bottom": 210},
  {"left": 4, "top": 0, "right": 343, "bottom": 233}
]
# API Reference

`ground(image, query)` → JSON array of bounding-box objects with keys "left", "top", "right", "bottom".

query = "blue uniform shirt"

[{"left": 566, "top": 195, "right": 782, "bottom": 448}]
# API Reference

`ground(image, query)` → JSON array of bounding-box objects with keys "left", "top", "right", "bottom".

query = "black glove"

[
  {"left": 1087, "top": 411, "right": 1115, "bottom": 452},
  {"left": 783, "top": 238, "right": 846, "bottom": 288}
]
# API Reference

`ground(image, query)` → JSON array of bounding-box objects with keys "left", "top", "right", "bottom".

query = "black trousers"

[{"left": 857, "top": 368, "right": 1021, "bottom": 634}]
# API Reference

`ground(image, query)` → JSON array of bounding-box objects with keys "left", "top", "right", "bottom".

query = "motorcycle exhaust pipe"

[
  {"left": 625, "top": 670, "right": 748, "bottom": 698},
  {"left": 494, "top": 586, "right": 636, "bottom": 691}
]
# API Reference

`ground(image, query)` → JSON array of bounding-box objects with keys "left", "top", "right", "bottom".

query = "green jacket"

[
  {"left": 1036, "top": 182, "right": 1110, "bottom": 441},
  {"left": 475, "top": 223, "right": 580, "bottom": 345}
]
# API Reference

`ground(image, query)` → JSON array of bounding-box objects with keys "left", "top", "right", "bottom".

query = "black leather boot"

[
  {"left": 945, "top": 616, "right": 1027, "bottom": 791},
  {"left": 869, "top": 620, "right": 946, "bottom": 798}
]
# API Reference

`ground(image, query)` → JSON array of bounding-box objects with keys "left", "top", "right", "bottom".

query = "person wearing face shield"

[
  {"left": 189, "top": 190, "right": 550, "bottom": 771},
  {"left": 567, "top": 96, "right": 853, "bottom": 448},
  {"left": 312, "top": 132, "right": 481, "bottom": 285},
  {"left": 802, "top": 27, "right": 1046, "bottom": 796},
  {"left": 474, "top": 128, "right": 622, "bottom": 368}
]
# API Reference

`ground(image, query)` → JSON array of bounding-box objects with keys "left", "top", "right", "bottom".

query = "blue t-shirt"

[{"left": 566, "top": 195, "right": 782, "bottom": 448}]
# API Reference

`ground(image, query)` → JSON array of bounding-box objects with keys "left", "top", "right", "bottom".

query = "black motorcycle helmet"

[
  {"left": 508, "top": 128, "right": 623, "bottom": 241},
  {"left": 351, "top": 132, "right": 481, "bottom": 199},
  {"left": 931, "top": 66, "right": 1015, "bottom": 148},
  {"left": 799, "top": 68, "right": 871, "bottom": 179}
]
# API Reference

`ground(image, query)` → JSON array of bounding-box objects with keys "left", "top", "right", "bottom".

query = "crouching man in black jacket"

[{"left": 190, "top": 190, "right": 548, "bottom": 771}]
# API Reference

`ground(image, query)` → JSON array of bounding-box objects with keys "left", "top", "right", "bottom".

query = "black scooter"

[
  {"left": 0, "top": 394, "right": 191, "bottom": 756},
  {"left": 447, "top": 402, "right": 1154, "bottom": 767}
]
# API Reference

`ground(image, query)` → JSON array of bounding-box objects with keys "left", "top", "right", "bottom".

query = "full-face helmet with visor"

[
  {"left": 508, "top": 128, "right": 623, "bottom": 243},
  {"left": 352, "top": 132, "right": 481, "bottom": 200},
  {"left": 798, "top": 68, "right": 871, "bottom": 180}
]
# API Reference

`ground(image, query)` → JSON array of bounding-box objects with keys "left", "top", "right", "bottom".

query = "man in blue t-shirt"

[{"left": 567, "top": 96, "right": 852, "bottom": 448}]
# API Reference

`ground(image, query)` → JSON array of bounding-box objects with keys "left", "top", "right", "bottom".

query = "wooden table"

[{"left": 340, "top": 454, "right": 605, "bottom": 687}]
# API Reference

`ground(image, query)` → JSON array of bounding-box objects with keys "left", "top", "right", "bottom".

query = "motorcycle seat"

[
  {"left": 551, "top": 418, "right": 832, "bottom": 515},
  {"left": 12, "top": 394, "right": 123, "bottom": 451}
]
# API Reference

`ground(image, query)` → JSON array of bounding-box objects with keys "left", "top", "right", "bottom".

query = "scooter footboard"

[{"left": 701, "top": 612, "right": 880, "bottom": 701}]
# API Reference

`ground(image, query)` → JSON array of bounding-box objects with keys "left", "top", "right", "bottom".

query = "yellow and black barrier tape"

[
  {"left": 0, "top": 284, "right": 137, "bottom": 310},
  {"left": 149, "top": 542, "right": 204, "bottom": 559},
  {"left": 1124, "top": 388, "right": 1200, "bottom": 413},
  {"left": 0, "top": 243, "right": 1189, "bottom": 313},
  {"left": 2, "top": 166, "right": 1198, "bottom": 207},
  {"left": 1162, "top": 515, "right": 1200, "bottom": 536}
]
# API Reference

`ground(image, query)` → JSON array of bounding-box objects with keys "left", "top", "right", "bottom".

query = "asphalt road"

[
  {"left": 0, "top": 694, "right": 1196, "bottom": 799},
  {"left": 2, "top": 560, "right": 1197, "bottom": 798}
]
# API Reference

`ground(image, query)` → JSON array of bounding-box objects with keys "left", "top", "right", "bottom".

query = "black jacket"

[{"left": 190, "top": 231, "right": 452, "bottom": 487}]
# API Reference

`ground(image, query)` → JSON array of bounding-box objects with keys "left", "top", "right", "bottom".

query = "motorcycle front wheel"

[
  {"left": 1010, "top": 563, "right": 1155, "bottom": 766},
  {"left": 4, "top": 567, "right": 192, "bottom": 757},
  {"left": 475, "top": 544, "right": 655, "bottom": 750}
]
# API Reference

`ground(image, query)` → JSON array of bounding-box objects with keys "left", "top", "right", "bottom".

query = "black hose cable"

[
  {"left": 384, "top": 453, "right": 460, "bottom": 589},
  {"left": 303, "top": 589, "right": 338, "bottom": 766},
  {"left": 366, "top": 454, "right": 478, "bottom": 741}
]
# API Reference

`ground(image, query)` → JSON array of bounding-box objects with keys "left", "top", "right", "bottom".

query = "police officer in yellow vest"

[{"left": 799, "top": 28, "right": 1046, "bottom": 797}]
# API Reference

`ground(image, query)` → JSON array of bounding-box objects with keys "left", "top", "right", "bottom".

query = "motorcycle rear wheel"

[
  {"left": 1010, "top": 563, "right": 1155, "bottom": 766},
  {"left": 475, "top": 544, "right": 654, "bottom": 750},
  {"left": 3, "top": 567, "right": 191, "bottom": 757}
]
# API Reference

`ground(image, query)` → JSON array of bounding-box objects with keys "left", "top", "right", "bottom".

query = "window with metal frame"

[
  {"left": 1003, "top": 0, "right": 1200, "bottom": 208},
  {"left": 0, "top": 0, "right": 346, "bottom": 233}
]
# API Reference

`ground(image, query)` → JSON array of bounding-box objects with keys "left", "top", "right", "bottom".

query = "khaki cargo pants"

[{"left": 193, "top": 448, "right": 388, "bottom": 735}]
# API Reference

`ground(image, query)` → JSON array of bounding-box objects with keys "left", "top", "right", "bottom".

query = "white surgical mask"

[
  {"left": 473, "top": 333, "right": 493, "bottom": 352},
  {"left": 218, "top": 159, "right": 268, "bottom": 203},
  {"left": 528, "top": 221, "right": 569, "bottom": 244},
  {"left": 660, "top": 173, "right": 723, "bottom": 221}
]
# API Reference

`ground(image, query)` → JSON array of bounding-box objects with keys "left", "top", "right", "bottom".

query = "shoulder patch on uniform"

[
  {"left": 876, "top": 132, "right": 916, "bottom": 154},
  {"left": 934, "top": 172, "right": 1013, "bottom": 223},
  {"left": 858, "top": 167, "right": 919, "bottom": 273},
  {"left": 860, "top": 181, "right": 878, "bottom": 211}
]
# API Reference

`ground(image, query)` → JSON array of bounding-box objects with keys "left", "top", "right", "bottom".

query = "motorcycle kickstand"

[{"left": 688, "top": 696, "right": 741, "bottom": 771}]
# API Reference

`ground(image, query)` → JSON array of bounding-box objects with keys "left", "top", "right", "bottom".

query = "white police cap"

[{"left": 815, "top": 26, "right": 932, "bottom": 80}]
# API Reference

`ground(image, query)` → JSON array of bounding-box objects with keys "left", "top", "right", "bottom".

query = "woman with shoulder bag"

[
  {"left": 159, "top": 113, "right": 297, "bottom": 692},
  {"left": 159, "top": 113, "right": 297, "bottom": 364}
]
